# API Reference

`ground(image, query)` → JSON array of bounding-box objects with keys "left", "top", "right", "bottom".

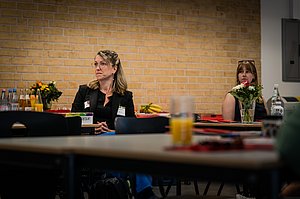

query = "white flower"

[
  {"left": 229, "top": 82, "right": 263, "bottom": 105},
  {"left": 232, "top": 85, "right": 242, "bottom": 91},
  {"left": 248, "top": 86, "right": 255, "bottom": 91}
]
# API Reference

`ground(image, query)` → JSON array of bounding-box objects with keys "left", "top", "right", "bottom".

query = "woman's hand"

[{"left": 95, "top": 121, "right": 112, "bottom": 134}]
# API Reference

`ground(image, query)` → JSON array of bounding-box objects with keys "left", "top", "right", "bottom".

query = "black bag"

[{"left": 89, "top": 177, "right": 131, "bottom": 199}]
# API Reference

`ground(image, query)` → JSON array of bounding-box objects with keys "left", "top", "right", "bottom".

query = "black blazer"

[{"left": 71, "top": 85, "right": 135, "bottom": 129}]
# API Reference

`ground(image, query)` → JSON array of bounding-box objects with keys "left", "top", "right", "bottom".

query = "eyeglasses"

[
  {"left": 238, "top": 60, "right": 255, "bottom": 65},
  {"left": 91, "top": 61, "right": 109, "bottom": 68}
]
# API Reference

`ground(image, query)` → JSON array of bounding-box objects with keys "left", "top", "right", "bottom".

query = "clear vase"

[
  {"left": 42, "top": 99, "right": 52, "bottom": 111},
  {"left": 239, "top": 100, "right": 256, "bottom": 123},
  {"left": 44, "top": 102, "right": 52, "bottom": 111}
]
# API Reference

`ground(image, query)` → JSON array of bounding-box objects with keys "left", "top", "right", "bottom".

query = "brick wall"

[{"left": 0, "top": 0, "right": 261, "bottom": 114}]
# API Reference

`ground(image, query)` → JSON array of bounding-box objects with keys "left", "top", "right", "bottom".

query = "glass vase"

[
  {"left": 42, "top": 99, "right": 52, "bottom": 111},
  {"left": 239, "top": 100, "right": 256, "bottom": 123}
]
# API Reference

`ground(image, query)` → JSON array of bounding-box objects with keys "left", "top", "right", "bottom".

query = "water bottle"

[
  {"left": 7, "top": 88, "right": 13, "bottom": 111},
  {"left": 35, "top": 89, "right": 43, "bottom": 112},
  {"left": 11, "top": 88, "right": 19, "bottom": 111},
  {"left": 0, "top": 89, "right": 8, "bottom": 111},
  {"left": 19, "top": 88, "right": 25, "bottom": 111},
  {"left": 271, "top": 101, "right": 284, "bottom": 116},
  {"left": 270, "top": 84, "right": 284, "bottom": 117},
  {"left": 24, "top": 88, "right": 32, "bottom": 111},
  {"left": 271, "top": 84, "right": 278, "bottom": 107}
]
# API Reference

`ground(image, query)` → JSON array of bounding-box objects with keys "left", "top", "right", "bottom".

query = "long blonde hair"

[{"left": 88, "top": 50, "right": 128, "bottom": 95}]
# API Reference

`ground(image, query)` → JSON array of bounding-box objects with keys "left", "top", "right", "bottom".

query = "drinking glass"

[
  {"left": 35, "top": 103, "right": 43, "bottom": 112},
  {"left": 30, "top": 94, "right": 36, "bottom": 111},
  {"left": 170, "top": 96, "right": 194, "bottom": 146}
]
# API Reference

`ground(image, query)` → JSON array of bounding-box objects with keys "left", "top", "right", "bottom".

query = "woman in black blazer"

[
  {"left": 72, "top": 50, "right": 135, "bottom": 134},
  {"left": 71, "top": 50, "right": 157, "bottom": 199}
]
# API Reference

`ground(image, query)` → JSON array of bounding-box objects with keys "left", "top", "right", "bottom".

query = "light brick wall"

[{"left": 0, "top": 0, "right": 261, "bottom": 114}]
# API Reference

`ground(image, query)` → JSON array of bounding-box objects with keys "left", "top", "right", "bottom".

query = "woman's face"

[
  {"left": 238, "top": 66, "right": 254, "bottom": 84},
  {"left": 93, "top": 55, "right": 117, "bottom": 81}
]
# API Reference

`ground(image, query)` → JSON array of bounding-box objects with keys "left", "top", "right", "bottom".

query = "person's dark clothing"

[
  {"left": 71, "top": 84, "right": 155, "bottom": 197},
  {"left": 277, "top": 105, "right": 300, "bottom": 176},
  {"left": 71, "top": 84, "right": 135, "bottom": 129}
]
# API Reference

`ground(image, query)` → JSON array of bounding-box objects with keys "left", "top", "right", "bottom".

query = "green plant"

[{"left": 30, "top": 81, "right": 62, "bottom": 104}]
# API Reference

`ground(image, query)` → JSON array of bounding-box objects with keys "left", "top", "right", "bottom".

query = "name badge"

[
  {"left": 117, "top": 106, "right": 126, "bottom": 116},
  {"left": 84, "top": 100, "right": 90, "bottom": 109}
]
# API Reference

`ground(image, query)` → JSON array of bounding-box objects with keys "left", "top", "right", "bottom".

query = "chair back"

[
  {"left": 65, "top": 116, "right": 82, "bottom": 135},
  {"left": 0, "top": 111, "right": 72, "bottom": 137},
  {"left": 114, "top": 116, "right": 169, "bottom": 134}
]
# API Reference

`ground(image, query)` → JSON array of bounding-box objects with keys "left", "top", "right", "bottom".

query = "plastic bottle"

[
  {"left": 7, "top": 88, "right": 13, "bottom": 111},
  {"left": 11, "top": 88, "right": 19, "bottom": 111},
  {"left": 35, "top": 89, "right": 43, "bottom": 112},
  {"left": 270, "top": 84, "right": 284, "bottom": 117},
  {"left": 24, "top": 88, "right": 32, "bottom": 111},
  {"left": 30, "top": 89, "right": 36, "bottom": 110},
  {"left": 271, "top": 101, "right": 284, "bottom": 117},
  {"left": 0, "top": 89, "right": 8, "bottom": 111},
  {"left": 19, "top": 89, "right": 25, "bottom": 111},
  {"left": 271, "top": 84, "right": 278, "bottom": 108}
]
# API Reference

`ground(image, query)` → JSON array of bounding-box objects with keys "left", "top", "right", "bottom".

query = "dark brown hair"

[{"left": 236, "top": 60, "right": 258, "bottom": 85}]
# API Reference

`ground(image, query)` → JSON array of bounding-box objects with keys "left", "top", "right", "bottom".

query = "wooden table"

[
  {"left": 13, "top": 121, "right": 262, "bottom": 134},
  {"left": 0, "top": 134, "right": 281, "bottom": 199}
]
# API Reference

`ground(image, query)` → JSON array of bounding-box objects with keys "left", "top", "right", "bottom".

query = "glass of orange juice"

[
  {"left": 30, "top": 94, "right": 36, "bottom": 110},
  {"left": 35, "top": 103, "right": 43, "bottom": 112},
  {"left": 170, "top": 96, "right": 194, "bottom": 146}
]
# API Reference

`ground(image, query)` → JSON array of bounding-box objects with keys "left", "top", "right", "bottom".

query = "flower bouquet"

[
  {"left": 229, "top": 81, "right": 263, "bottom": 123},
  {"left": 30, "top": 81, "right": 62, "bottom": 110}
]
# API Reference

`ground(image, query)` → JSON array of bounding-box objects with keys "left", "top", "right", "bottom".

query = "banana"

[
  {"left": 148, "top": 103, "right": 162, "bottom": 113},
  {"left": 149, "top": 103, "right": 162, "bottom": 110},
  {"left": 140, "top": 105, "right": 147, "bottom": 113},
  {"left": 146, "top": 108, "right": 155, "bottom": 113},
  {"left": 148, "top": 106, "right": 161, "bottom": 113},
  {"left": 140, "top": 103, "right": 162, "bottom": 113},
  {"left": 140, "top": 104, "right": 150, "bottom": 113}
]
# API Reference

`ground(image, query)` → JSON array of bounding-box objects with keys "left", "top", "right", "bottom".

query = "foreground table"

[
  {"left": 194, "top": 122, "right": 262, "bottom": 131},
  {"left": 0, "top": 134, "right": 281, "bottom": 199}
]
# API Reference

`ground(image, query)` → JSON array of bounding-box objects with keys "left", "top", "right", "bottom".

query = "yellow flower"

[{"left": 30, "top": 81, "right": 62, "bottom": 104}]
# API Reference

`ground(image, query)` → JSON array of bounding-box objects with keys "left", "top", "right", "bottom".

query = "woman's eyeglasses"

[{"left": 91, "top": 61, "right": 109, "bottom": 68}]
